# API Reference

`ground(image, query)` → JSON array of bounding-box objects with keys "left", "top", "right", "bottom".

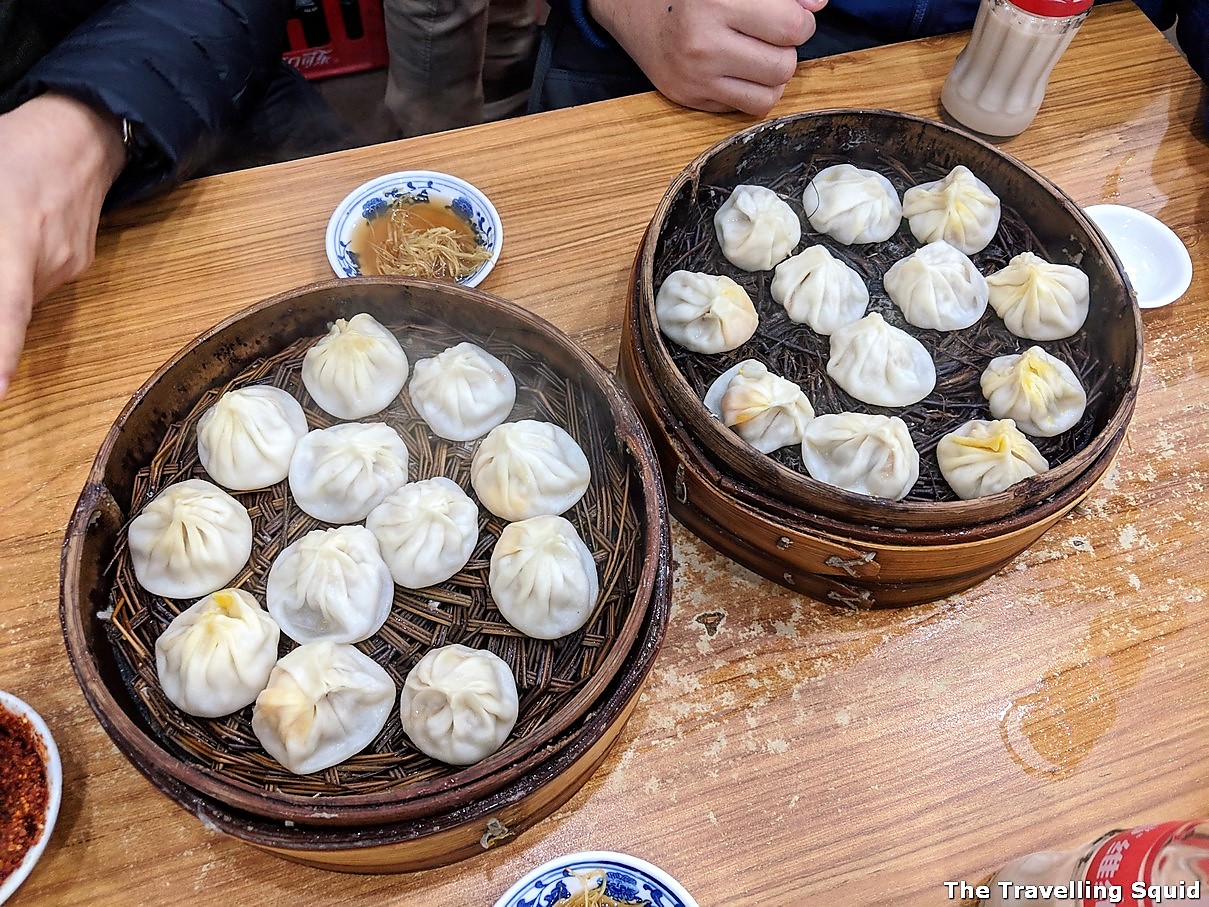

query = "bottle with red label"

[
  {"left": 940, "top": 0, "right": 1094, "bottom": 138},
  {"left": 980, "top": 820, "right": 1209, "bottom": 905}
]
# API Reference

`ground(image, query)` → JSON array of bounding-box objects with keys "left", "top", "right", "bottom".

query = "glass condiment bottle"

[
  {"left": 940, "top": 0, "right": 1094, "bottom": 139},
  {"left": 978, "top": 820, "right": 1209, "bottom": 905}
]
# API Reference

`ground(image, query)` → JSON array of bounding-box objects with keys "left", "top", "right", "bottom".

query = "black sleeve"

[{"left": 14, "top": 0, "right": 291, "bottom": 206}]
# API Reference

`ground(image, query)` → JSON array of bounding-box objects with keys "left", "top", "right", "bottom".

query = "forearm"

[
  {"left": 0, "top": 92, "right": 127, "bottom": 397},
  {"left": 20, "top": 93, "right": 127, "bottom": 199},
  {"left": 553, "top": 0, "right": 823, "bottom": 115}
]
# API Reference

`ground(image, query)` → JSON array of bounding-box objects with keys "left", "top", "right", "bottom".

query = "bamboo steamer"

[
  {"left": 117, "top": 592, "right": 668, "bottom": 874},
  {"left": 61, "top": 278, "right": 671, "bottom": 870},
  {"left": 623, "top": 110, "right": 1142, "bottom": 608}
]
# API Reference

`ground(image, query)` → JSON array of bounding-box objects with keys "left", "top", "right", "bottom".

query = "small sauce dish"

[
  {"left": 0, "top": 691, "right": 62, "bottom": 905},
  {"left": 1084, "top": 204, "right": 1192, "bottom": 309},
  {"left": 493, "top": 850, "right": 698, "bottom": 907},
  {"left": 325, "top": 170, "right": 503, "bottom": 287}
]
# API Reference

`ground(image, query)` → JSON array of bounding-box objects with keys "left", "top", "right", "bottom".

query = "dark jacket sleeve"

[{"left": 14, "top": 0, "right": 290, "bottom": 206}]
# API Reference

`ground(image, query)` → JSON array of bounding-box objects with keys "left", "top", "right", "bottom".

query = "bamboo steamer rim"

[
  {"left": 61, "top": 277, "right": 670, "bottom": 827},
  {"left": 634, "top": 108, "right": 1143, "bottom": 530}
]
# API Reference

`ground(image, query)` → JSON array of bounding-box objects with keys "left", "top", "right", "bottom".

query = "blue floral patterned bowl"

[
  {"left": 325, "top": 170, "right": 502, "bottom": 287},
  {"left": 493, "top": 851, "right": 698, "bottom": 907}
]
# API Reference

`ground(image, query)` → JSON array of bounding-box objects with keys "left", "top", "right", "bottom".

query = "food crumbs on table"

[
  {"left": 0, "top": 706, "right": 49, "bottom": 883},
  {"left": 354, "top": 198, "right": 490, "bottom": 280},
  {"left": 554, "top": 869, "right": 652, "bottom": 907}
]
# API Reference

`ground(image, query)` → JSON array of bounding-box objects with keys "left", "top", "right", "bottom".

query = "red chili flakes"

[{"left": 0, "top": 705, "right": 49, "bottom": 884}]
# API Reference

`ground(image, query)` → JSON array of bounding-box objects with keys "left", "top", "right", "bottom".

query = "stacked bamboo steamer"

[
  {"left": 62, "top": 278, "right": 672, "bottom": 871},
  {"left": 621, "top": 110, "right": 1142, "bottom": 609}
]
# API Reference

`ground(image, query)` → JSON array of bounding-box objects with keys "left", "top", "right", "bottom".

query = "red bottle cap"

[{"left": 1008, "top": 0, "right": 1094, "bottom": 15}]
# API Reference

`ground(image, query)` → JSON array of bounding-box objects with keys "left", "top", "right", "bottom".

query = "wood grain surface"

[{"left": 2, "top": 4, "right": 1207, "bottom": 904}]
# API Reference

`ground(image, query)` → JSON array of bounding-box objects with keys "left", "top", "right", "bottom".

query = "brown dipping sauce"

[
  {"left": 349, "top": 198, "right": 484, "bottom": 279},
  {"left": 0, "top": 704, "right": 49, "bottom": 884}
]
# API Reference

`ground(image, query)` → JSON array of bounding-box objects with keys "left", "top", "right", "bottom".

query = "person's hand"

[
  {"left": 0, "top": 92, "right": 125, "bottom": 400},
  {"left": 588, "top": 0, "right": 827, "bottom": 115}
]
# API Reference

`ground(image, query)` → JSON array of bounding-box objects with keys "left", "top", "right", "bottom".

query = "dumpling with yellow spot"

[
  {"left": 703, "top": 359, "right": 815, "bottom": 454},
  {"left": 937, "top": 419, "right": 1049, "bottom": 500},
  {"left": 980, "top": 346, "right": 1087, "bottom": 437},
  {"left": 155, "top": 588, "right": 281, "bottom": 717},
  {"left": 902, "top": 165, "right": 1002, "bottom": 255}
]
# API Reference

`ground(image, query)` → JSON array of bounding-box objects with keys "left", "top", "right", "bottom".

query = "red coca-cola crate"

[{"left": 284, "top": 0, "right": 388, "bottom": 80}]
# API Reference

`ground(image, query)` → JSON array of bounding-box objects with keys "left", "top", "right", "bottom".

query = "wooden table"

[{"left": 3, "top": 3, "right": 1206, "bottom": 904}]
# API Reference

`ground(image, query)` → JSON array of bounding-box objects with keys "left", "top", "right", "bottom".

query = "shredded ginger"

[{"left": 372, "top": 203, "right": 490, "bottom": 280}]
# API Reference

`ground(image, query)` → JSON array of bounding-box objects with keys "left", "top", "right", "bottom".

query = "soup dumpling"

[
  {"left": 713, "top": 184, "right": 802, "bottom": 271},
  {"left": 489, "top": 515, "right": 599, "bottom": 640},
  {"left": 409, "top": 342, "right": 516, "bottom": 441},
  {"left": 302, "top": 312, "right": 409, "bottom": 420},
  {"left": 155, "top": 588, "right": 281, "bottom": 717},
  {"left": 265, "top": 525, "right": 393, "bottom": 644},
  {"left": 399, "top": 643, "right": 519, "bottom": 765},
  {"left": 937, "top": 418, "right": 1049, "bottom": 500},
  {"left": 128, "top": 478, "right": 253, "bottom": 599},
  {"left": 471, "top": 420, "right": 591, "bottom": 522},
  {"left": 288, "top": 422, "right": 410, "bottom": 524},
  {"left": 802, "top": 164, "right": 902, "bottom": 245},
  {"left": 196, "top": 385, "right": 309, "bottom": 491},
  {"left": 980, "top": 346, "right": 1087, "bottom": 437},
  {"left": 801, "top": 413, "right": 919, "bottom": 501},
  {"left": 770, "top": 245, "right": 869, "bottom": 334},
  {"left": 703, "top": 359, "right": 815, "bottom": 453},
  {"left": 902, "top": 165, "right": 1002, "bottom": 255},
  {"left": 987, "top": 251, "right": 1090, "bottom": 341},
  {"left": 366, "top": 477, "right": 480, "bottom": 588},
  {"left": 827, "top": 313, "right": 936, "bottom": 408},
  {"left": 655, "top": 270, "right": 759, "bottom": 354},
  {"left": 252, "top": 641, "right": 396, "bottom": 775},
  {"left": 884, "top": 240, "right": 989, "bottom": 331}
]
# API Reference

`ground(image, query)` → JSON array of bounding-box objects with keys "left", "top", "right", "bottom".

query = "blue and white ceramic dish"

[
  {"left": 0, "top": 691, "right": 62, "bottom": 906},
  {"left": 325, "top": 170, "right": 502, "bottom": 287},
  {"left": 493, "top": 851, "right": 698, "bottom": 907}
]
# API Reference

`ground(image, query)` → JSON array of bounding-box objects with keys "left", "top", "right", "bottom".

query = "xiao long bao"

[
  {"left": 770, "top": 245, "right": 869, "bottom": 335},
  {"left": 801, "top": 413, "right": 920, "bottom": 502},
  {"left": 826, "top": 312, "right": 936, "bottom": 408},
  {"left": 980, "top": 346, "right": 1087, "bottom": 438},
  {"left": 399, "top": 644, "right": 519, "bottom": 766},
  {"left": 883, "top": 240, "right": 989, "bottom": 331},
  {"left": 265, "top": 525, "right": 393, "bottom": 644},
  {"left": 802, "top": 163, "right": 902, "bottom": 245},
  {"left": 987, "top": 251, "right": 1090, "bottom": 341},
  {"left": 655, "top": 269, "right": 759, "bottom": 354},
  {"left": 902, "top": 164, "right": 1002, "bottom": 255},
  {"left": 301, "top": 311, "right": 409, "bottom": 420},
  {"left": 128, "top": 478, "right": 253, "bottom": 599},
  {"left": 703, "top": 359, "right": 815, "bottom": 454},
  {"left": 252, "top": 641, "right": 396, "bottom": 775},
  {"left": 489, "top": 515, "right": 600, "bottom": 640},
  {"left": 712, "top": 183, "right": 801, "bottom": 271},
  {"left": 470, "top": 419, "right": 591, "bottom": 522},
  {"left": 195, "top": 384, "right": 309, "bottom": 491},
  {"left": 288, "top": 421, "right": 410, "bottom": 524},
  {"left": 937, "top": 418, "right": 1050, "bottom": 500},
  {"left": 365, "top": 476, "right": 481, "bottom": 589},
  {"left": 154, "top": 588, "right": 281, "bottom": 718},
  {"left": 408, "top": 341, "right": 517, "bottom": 441}
]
